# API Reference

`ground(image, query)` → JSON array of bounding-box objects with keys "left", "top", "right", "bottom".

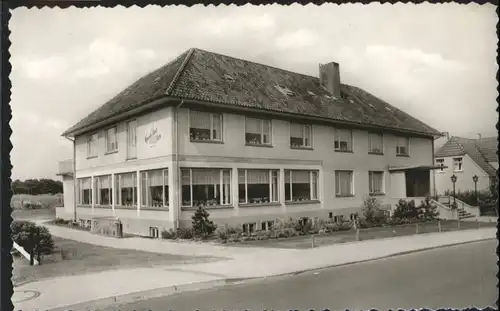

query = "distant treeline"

[{"left": 12, "top": 179, "right": 63, "bottom": 195}]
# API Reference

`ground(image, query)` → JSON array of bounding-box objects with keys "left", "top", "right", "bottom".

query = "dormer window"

[
  {"left": 275, "top": 85, "right": 295, "bottom": 97},
  {"left": 307, "top": 90, "right": 316, "bottom": 96}
]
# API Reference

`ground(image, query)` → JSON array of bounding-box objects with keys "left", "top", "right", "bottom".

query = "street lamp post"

[
  {"left": 451, "top": 174, "right": 457, "bottom": 208},
  {"left": 472, "top": 175, "right": 479, "bottom": 205}
]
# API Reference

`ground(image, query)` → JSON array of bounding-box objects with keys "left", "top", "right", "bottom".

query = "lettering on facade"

[{"left": 144, "top": 124, "right": 162, "bottom": 147}]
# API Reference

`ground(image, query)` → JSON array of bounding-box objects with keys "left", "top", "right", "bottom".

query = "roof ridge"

[
  {"left": 192, "top": 47, "right": 323, "bottom": 81},
  {"left": 165, "top": 48, "right": 196, "bottom": 95}
]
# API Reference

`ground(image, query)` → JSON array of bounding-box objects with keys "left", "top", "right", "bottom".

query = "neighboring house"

[
  {"left": 56, "top": 159, "right": 74, "bottom": 215},
  {"left": 57, "top": 48, "right": 443, "bottom": 237},
  {"left": 434, "top": 136, "right": 497, "bottom": 195}
]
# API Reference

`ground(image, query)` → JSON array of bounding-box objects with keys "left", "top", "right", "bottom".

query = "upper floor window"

[
  {"left": 245, "top": 117, "right": 271, "bottom": 146},
  {"left": 284, "top": 170, "right": 319, "bottom": 202},
  {"left": 238, "top": 169, "right": 279, "bottom": 204},
  {"left": 290, "top": 123, "right": 312, "bottom": 149},
  {"left": 95, "top": 175, "right": 112, "bottom": 206},
  {"left": 436, "top": 158, "right": 445, "bottom": 173},
  {"left": 335, "top": 170, "right": 354, "bottom": 197},
  {"left": 368, "top": 132, "right": 383, "bottom": 154},
  {"left": 334, "top": 129, "right": 353, "bottom": 152},
  {"left": 105, "top": 127, "right": 118, "bottom": 153},
  {"left": 126, "top": 120, "right": 137, "bottom": 159},
  {"left": 77, "top": 177, "right": 92, "bottom": 205},
  {"left": 189, "top": 110, "right": 223, "bottom": 142},
  {"left": 86, "top": 133, "right": 98, "bottom": 158},
  {"left": 396, "top": 136, "right": 409, "bottom": 156},
  {"left": 453, "top": 157, "right": 463, "bottom": 172}
]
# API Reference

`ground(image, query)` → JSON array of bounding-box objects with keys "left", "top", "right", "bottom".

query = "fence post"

[
  {"left": 438, "top": 220, "right": 441, "bottom": 232},
  {"left": 416, "top": 223, "right": 419, "bottom": 234},
  {"left": 356, "top": 228, "right": 360, "bottom": 241},
  {"left": 311, "top": 235, "right": 316, "bottom": 248},
  {"left": 457, "top": 218, "right": 461, "bottom": 230},
  {"left": 477, "top": 219, "right": 480, "bottom": 229}
]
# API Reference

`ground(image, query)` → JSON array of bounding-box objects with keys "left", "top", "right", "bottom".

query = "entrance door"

[{"left": 405, "top": 170, "right": 430, "bottom": 197}]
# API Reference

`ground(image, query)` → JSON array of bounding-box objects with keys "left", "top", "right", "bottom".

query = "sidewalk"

[{"left": 13, "top": 225, "right": 496, "bottom": 311}]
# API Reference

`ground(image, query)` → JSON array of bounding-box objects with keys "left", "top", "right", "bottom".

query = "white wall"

[{"left": 435, "top": 154, "right": 490, "bottom": 194}]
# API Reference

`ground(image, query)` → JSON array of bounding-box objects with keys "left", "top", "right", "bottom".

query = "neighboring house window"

[
  {"left": 238, "top": 169, "right": 279, "bottom": 204},
  {"left": 77, "top": 177, "right": 92, "bottom": 205},
  {"left": 368, "top": 132, "right": 383, "bottom": 154},
  {"left": 368, "top": 171, "right": 384, "bottom": 195},
  {"left": 453, "top": 157, "right": 463, "bottom": 172},
  {"left": 284, "top": 170, "right": 319, "bottom": 202},
  {"left": 396, "top": 137, "right": 409, "bottom": 156},
  {"left": 86, "top": 133, "right": 98, "bottom": 158},
  {"left": 261, "top": 220, "right": 274, "bottom": 231},
  {"left": 335, "top": 170, "right": 354, "bottom": 197},
  {"left": 141, "top": 169, "right": 168, "bottom": 208},
  {"left": 105, "top": 127, "right": 118, "bottom": 153},
  {"left": 290, "top": 123, "right": 312, "bottom": 148},
  {"left": 334, "top": 129, "right": 353, "bottom": 152},
  {"left": 333, "top": 215, "right": 344, "bottom": 223},
  {"left": 242, "top": 223, "right": 256, "bottom": 234},
  {"left": 189, "top": 110, "right": 223, "bottom": 142},
  {"left": 95, "top": 175, "right": 112, "bottom": 206},
  {"left": 115, "top": 172, "right": 137, "bottom": 207},
  {"left": 245, "top": 117, "right": 271, "bottom": 146},
  {"left": 181, "top": 168, "right": 231, "bottom": 208},
  {"left": 436, "top": 158, "right": 445, "bottom": 173},
  {"left": 126, "top": 120, "right": 137, "bottom": 159}
]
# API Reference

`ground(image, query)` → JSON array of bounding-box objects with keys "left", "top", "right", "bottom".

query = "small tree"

[
  {"left": 11, "top": 220, "right": 54, "bottom": 265},
  {"left": 419, "top": 197, "right": 439, "bottom": 220},
  {"left": 393, "top": 199, "right": 418, "bottom": 220},
  {"left": 191, "top": 205, "right": 217, "bottom": 239},
  {"left": 362, "top": 196, "right": 384, "bottom": 225}
]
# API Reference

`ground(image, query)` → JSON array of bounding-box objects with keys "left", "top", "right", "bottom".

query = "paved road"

[{"left": 101, "top": 240, "right": 498, "bottom": 311}]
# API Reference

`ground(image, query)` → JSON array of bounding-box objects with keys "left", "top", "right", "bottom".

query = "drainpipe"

[
  {"left": 175, "top": 99, "right": 185, "bottom": 230},
  {"left": 64, "top": 136, "right": 77, "bottom": 222}
]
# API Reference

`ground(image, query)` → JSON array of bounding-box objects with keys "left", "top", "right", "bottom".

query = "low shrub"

[
  {"left": 176, "top": 228, "right": 194, "bottom": 239},
  {"left": 161, "top": 228, "right": 177, "bottom": 240}
]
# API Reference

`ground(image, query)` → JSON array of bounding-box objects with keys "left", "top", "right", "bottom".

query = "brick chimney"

[{"left": 319, "top": 62, "right": 341, "bottom": 99}]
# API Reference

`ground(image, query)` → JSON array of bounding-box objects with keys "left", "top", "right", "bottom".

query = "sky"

[{"left": 9, "top": 3, "right": 498, "bottom": 180}]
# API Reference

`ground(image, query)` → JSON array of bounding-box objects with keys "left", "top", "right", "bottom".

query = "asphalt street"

[{"left": 101, "top": 240, "right": 498, "bottom": 311}]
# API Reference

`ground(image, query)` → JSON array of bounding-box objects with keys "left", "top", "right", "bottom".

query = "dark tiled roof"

[
  {"left": 435, "top": 136, "right": 497, "bottom": 176},
  {"left": 63, "top": 48, "right": 442, "bottom": 137}
]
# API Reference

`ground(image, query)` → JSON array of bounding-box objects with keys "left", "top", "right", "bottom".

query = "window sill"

[
  {"left": 95, "top": 205, "right": 112, "bottom": 209},
  {"left": 190, "top": 139, "right": 224, "bottom": 144},
  {"left": 368, "top": 152, "right": 384, "bottom": 155},
  {"left": 141, "top": 206, "right": 169, "bottom": 211},
  {"left": 335, "top": 195, "right": 355, "bottom": 198},
  {"left": 245, "top": 143, "right": 273, "bottom": 148},
  {"left": 182, "top": 205, "right": 233, "bottom": 211},
  {"left": 126, "top": 157, "right": 137, "bottom": 161},
  {"left": 290, "top": 146, "right": 313, "bottom": 150},
  {"left": 335, "top": 150, "right": 353, "bottom": 153},
  {"left": 285, "top": 200, "right": 320, "bottom": 205},
  {"left": 77, "top": 205, "right": 92, "bottom": 208},
  {"left": 115, "top": 205, "right": 137, "bottom": 210},
  {"left": 453, "top": 170, "right": 464, "bottom": 173},
  {"left": 239, "top": 202, "right": 281, "bottom": 208},
  {"left": 396, "top": 154, "right": 410, "bottom": 157},
  {"left": 105, "top": 150, "right": 119, "bottom": 155},
  {"left": 86, "top": 156, "right": 98, "bottom": 160},
  {"left": 369, "top": 193, "right": 386, "bottom": 196}
]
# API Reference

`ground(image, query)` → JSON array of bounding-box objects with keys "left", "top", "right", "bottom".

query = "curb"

[{"left": 47, "top": 278, "right": 252, "bottom": 311}]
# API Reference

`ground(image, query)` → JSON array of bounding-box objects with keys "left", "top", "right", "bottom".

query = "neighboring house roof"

[
  {"left": 62, "top": 48, "right": 442, "bottom": 137},
  {"left": 435, "top": 136, "right": 497, "bottom": 177}
]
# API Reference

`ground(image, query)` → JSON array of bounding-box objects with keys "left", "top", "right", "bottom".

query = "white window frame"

[
  {"left": 435, "top": 158, "right": 445, "bottom": 173},
  {"left": 86, "top": 133, "right": 98, "bottom": 158},
  {"left": 368, "top": 132, "right": 384, "bottom": 154},
  {"left": 189, "top": 110, "right": 223, "bottom": 142},
  {"left": 244, "top": 117, "right": 272, "bottom": 146},
  {"left": 284, "top": 170, "right": 319, "bottom": 202},
  {"left": 95, "top": 175, "right": 112, "bottom": 206},
  {"left": 140, "top": 169, "right": 169, "bottom": 209},
  {"left": 334, "top": 128, "right": 353, "bottom": 152},
  {"left": 242, "top": 222, "right": 257, "bottom": 234},
  {"left": 238, "top": 169, "right": 279, "bottom": 204},
  {"left": 335, "top": 170, "right": 354, "bottom": 197},
  {"left": 181, "top": 168, "right": 232, "bottom": 208},
  {"left": 260, "top": 220, "right": 274, "bottom": 231},
  {"left": 77, "top": 177, "right": 92, "bottom": 205},
  {"left": 126, "top": 119, "right": 137, "bottom": 160},
  {"left": 396, "top": 136, "right": 410, "bottom": 156},
  {"left": 290, "top": 123, "right": 313, "bottom": 148},
  {"left": 105, "top": 126, "right": 118, "bottom": 153},
  {"left": 368, "top": 171, "right": 385, "bottom": 195},
  {"left": 115, "top": 172, "right": 137, "bottom": 207},
  {"left": 453, "top": 157, "right": 464, "bottom": 172}
]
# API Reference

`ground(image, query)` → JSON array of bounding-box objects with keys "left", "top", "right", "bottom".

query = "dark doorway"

[{"left": 405, "top": 170, "right": 430, "bottom": 197}]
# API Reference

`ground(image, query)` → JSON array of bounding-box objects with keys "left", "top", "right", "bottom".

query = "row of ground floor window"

[{"left": 76, "top": 167, "right": 386, "bottom": 209}]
